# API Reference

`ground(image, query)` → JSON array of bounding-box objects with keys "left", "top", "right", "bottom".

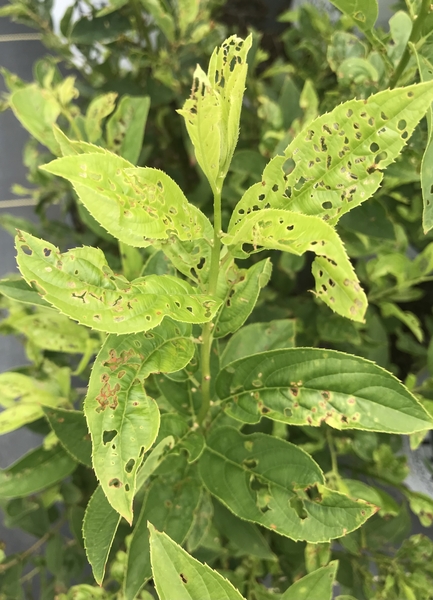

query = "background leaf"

[
  {"left": 43, "top": 407, "right": 92, "bottom": 467},
  {"left": 281, "top": 561, "right": 338, "bottom": 600},
  {"left": 106, "top": 95, "right": 150, "bottom": 164}
]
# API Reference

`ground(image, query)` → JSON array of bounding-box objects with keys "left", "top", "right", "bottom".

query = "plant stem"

[
  {"left": 389, "top": 0, "right": 431, "bottom": 89},
  {"left": 327, "top": 429, "right": 339, "bottom": 475},
  {"left": 198, "top": 187, "right": 222, "bottom": 425}
]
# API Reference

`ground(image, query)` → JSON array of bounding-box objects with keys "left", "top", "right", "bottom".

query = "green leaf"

[
  {"left": 178, "top": 35, "right": 252, "bottom": 191},
  {"left": 281, "top": 561, "right": 338, "bottom": 600},
  {"left": 156, "top": 375, "right": 202, "bottom": 418},
  {"left": 177, "top": 0, "right": 200, "bottom": 36},
  {"left": 0, "top": 372, "right": 66, "bottom": 434},
  {"left": 414, "top": 51, "right": 433, "bottom": 232},
  {"left": 214, "top": 259, "right": 272, "bottom": 338},
  {"left": 224, "top": 208, "right": 367, "bottom": 322},
  {"left": 106, "top": 95, "right": 150, "bottom": 164},
  {"left": 9, "top": 84, "right": 61, "bottom": 154},
  {"left": 16, "top": 231, "right": 220, "bottom": 334},
  {"left": 329, "top": 0, "right": 378, "bottom": 33},
  {"left": 343, "top": 479, "right": 399, "bottom": 517},
  {"left": 149, "top": 525, "right": 246, "bottom": 600},
  {"left": 305, "top": 542, "right": 331, "bottom": 573},
  {"left": 83, "top": 485, "right": 121, "bottom": 585},
  {"left": 85, "top": 92, "right": 117, "bottom": 143},
  {"left": 380, "top": 302, "right": 424, "bottom": 342},
  {"left": 221, "top": 319, "right": 296, "bottom": 367},
  {"left": 405, "top": 490, "right": 433, "bottom": 527},
  {"left": 124, "top": 466, "right": 202, "bottom": 599},
  {"left": 139, "top": 0, "right": 176, "bottom": 42},
  {"left": 41, "top": 151, "right": 213, "bottom": 247},
  {"left": 0, "top": 277, "right": 51, "bottom": 307},
  {"left": 199, "top": 428, "right": 374, "bottom": 542},
  {"left": 216, "top": 348, "right": 433, "bottom": 432},
  {"left": 0, "top": 445, "right": 76, "bottom": 499},
  {"left": 69, "top": 12, "right": 131, "bottom": 44},
  {"left": 43, "top": 407, "right": 92, "bottom": 467},
  {"left": 85, "top": 320, "right": 195, "bottom": 521}
]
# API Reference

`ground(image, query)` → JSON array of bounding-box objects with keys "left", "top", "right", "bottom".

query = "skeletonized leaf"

[
  {"left": 124, "top": 466, "right": 202, "bottom": 600},
  {"left": 214, "top": 258, "right": 272, "bottom": 338},
  {"left": 83, "top": 485, "right": 121, "bottom": 585},
  {"left": 0, "top": 372, "right": 66, "bottom": 434},
  {"left": 216, "top": 348, "right": 433, "bottom": 433},
  {"left": 149, "top": 525, "right": 246, "bottom": 600},
  {"left": 106, "top": 95, "right": 150, "bottom": 164},
  {"left": 224, "top": 209, "right": 367, "bottom": 322},
  {"left": 43, "top": 407, "right": 92, "bottom": 467},
  {"left": 16, "top": 231, "right": 220, "bottom": 334},
  {"left": 178, "top": 35, "right": 252, "bottom": 191},
  {"left": 221, "top": 319, "right": 296, "bottom": 368},
  {"left": 40, "top": 151, "right": 213, "bottom": 247},
  {"left": 199, "top": 428, "right": 374, "bottom": 543},
  {"left": 281, "top": 561, "right": 338, "bottom": 600},
  {"left": 86, "top": 320, "right": 194, "bottom": 521},
  {"left": 0, "top": 445, "right": 76, "bottom": 499}
]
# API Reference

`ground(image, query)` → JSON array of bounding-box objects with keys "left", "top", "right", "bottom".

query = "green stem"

[
  {"left": 327, "top": 429, "right": 339, "bottom": 475},
  {"left": 198, "top": 187, "right": 222, "bottom": 425},
  {"left": 389, "top": 0, "right": 431, "bottom": 89}
]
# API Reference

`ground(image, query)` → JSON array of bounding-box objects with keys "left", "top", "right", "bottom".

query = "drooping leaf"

[
  {"left": 43, "top": 407, "right": 92, "bottom": 467},
  {"left": 214, "top": 258, "right": 272, "bottom": 338},
  {"left": 85, "top": 320, "right": 195, "bottom": 521},
  {"left": 149, "top": 525, "right": 246, "bottom": 600},
  {"left": 0, "top": 373, "right": 66, "bottom": 435},
  {"left": 106, "top": 95, "right": 150, "bottom": 164},
  {"left": 0, "top": 445, "right": 76, "bottom": 499},
  {"left": 178, "top": 35, "right": 252, "bottom": 191},
  {"left": 216, "top": 348, "right": 433, "bottom": 432},
  {"left": 16, "top": 231, "right": 220, "bottom": 334},
  {"left": 224, "top": 209, "right": 367, "bottom": 322},
  {"left": 221, "top": 319, "right": 296, "bottom": 367},
  {"left": 124, "top": 465, "right": 202, "bottom": 600},
  {"left": 40, "top": 151, "right": 213, "bottom": 248},
  {"left": 9, "top": 84, "right": 61, "bottom": 154},
  {"left": 83, "top": 485, "right": 121, "bottom": 585},
  {"left": 281, "top": 561, "right": 338, "bottom": 600},
  {"left": 199, "top": 428, "right": 375, "bottom": 542},
  {"left": 231, "top": 82, "right": 433, "bottom": 225},
  {"left": 85, "top": 93, "right": 117, "bottom": 143}
]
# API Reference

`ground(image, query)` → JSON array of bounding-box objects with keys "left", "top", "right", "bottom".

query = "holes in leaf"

[
  {"left": 346, "top": 109, "right": 353, "bottom": 117},
  {"left": 43, "top": 248, "right": 51, "bottom": 257},
  {"left": 398, "top": 119, "right": 407, "bottom": 131},
  {"left": 402, "top": 131, "right": 409, "bottom": 139},
  {"left": 320, "top": 137, "right": 327, "bottom": 151},
  {"left": 125, "top": 484, "right": 130, "bottom": 492},
  {"left": 305, "top": 130, "right": 314, "bottom": 141},
  {"left": 125, "top": 458, "right": 135, "bottom": 474},
  {"left": 375, "top": 151, "right": 388, "bottom": 164},
  {"left": 103, "top": 430, "right": 117, "bottom": 445},
  {"left": 21, "top": 245, "right": 32, "bottom": 256},
  {"left": 322, "top": 124, "right": 332, "bottom": 134},
  {"left": 368, "top": 117, "right": 374, "bottom": 126},
  {"left": 370, "top": 142, "right": 380, "bottom": 153},
  {"left": 272, "top": 184, "right": 279, "bottom": 192},
  {"left": 289, "top": 496, "right": 307, "bottom": 520},
  {"left": 180, "top": 574, "right": 188, "bottom": 584},
  {"left": 243, "top": 458, "right": 258, "bottom": 469},
  {"left": 322, "top": 201, "right": 332, "bottom": 210},
  {"left": 306, "top": 485, "right": 323, "bottom": 502},
  {"left": 109, "top": 478, "right": 122, "bottom": 488},
  {"left": 407, "top": 91, "right": 414, "bottom": 98},
  {"left": 380, "top": 111, "right": 388, "bottom": 120}
]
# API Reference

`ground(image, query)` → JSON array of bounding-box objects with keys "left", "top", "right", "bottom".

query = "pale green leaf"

[
  {"left": 43, "top": 407, "right": 92, "bottom": 467},
  {"left": 214, "top": 258, "right": 272, "bottom": 338},
  {"left": 149, "top": 525, "right": 246, "bottom": 600},
  {"left": 305, "top": 543, "right": 331, "bottom": 573},
  {"left": 224, "top": 208, "right": 367, "bottom": 322},
  {"left": 135, "top": 435, "right": 176, "bottom": 491},
  {"left": 83, "top": 485, "right": 121, "bottom": 585},
  {"left": 405, "top": 490, "right": 433, "bottom": 527},
  {"left": 10, "top": 84, "right": 61, "bottom": 154},
  {"left": 221, "top": 319, "right": 296, "bottom": 368},
  {"left": 106, "top": 95, "right": 150, "bottom": 164},
  {"left": 232, "top": 82, "right": 433, "bottom": 225},
  {"left": 199, "top": 428, "right": 374, "bottom": 542},
  {"left": 177, "top": 0, "right": 200, "bottom": 36},
  {"left": 0, "top": 446, "right": 76, "bottom": 499},
  {"left": 140, "top": 0, "right": 176, "bottom": 42},
  {"left": 187, "top": 491, "right": 214, "bottom": 552},
  {"left": 329, "top": 0, "right": 378, "bottom": 33},
  {"left": 41, "top": 151, "right": 213, "bottom": 247},
  {"left": 281, "top": 561, "right": 338, "bottom": 600},
  {"left": 85, "top": 92, "right": 117, "bottom": 143},
  {"left": 124, "top": 466, "right": 202, "bottom": 600},
  {"left": 178, "top": 35, "right": 252, "bottom": 191},
  {"left": 343, "top": 479, "right": 399, "bottom": 517},
  {"left": 16, "top": 231, "right": 220, "bottom": 334},
  {"left": 388, "top": 11, "right": 412, "bottom": 65},
  {"left": 216, "top": 348, "right": 433, "bottom": 433},
  {"left": 119, "top": 241, "right": 143, "bottom": 281},
  {"left": 0, "top": 372, "right": 65, "bottom": 434}
]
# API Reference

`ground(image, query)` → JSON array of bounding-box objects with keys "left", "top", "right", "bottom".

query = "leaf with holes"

[
  {"left": 85, "top": 92, "right": 117, "bottom": 143},
  {"left": 281, "top": 561, "right": 338, "bottom": 600},
  {"left": 216, "top": 348, "right": 433, "bottom": 432},
  {"left": 224, "top": 209, "right": 367, "bottom": 322},
  {"left": 221, "top": 319, "right": 296, "bottom": 367},
  {"left": 214, "top": 258, "right": 272, "bottom": 338},
  {"left": 329, "top": 0, "right": 378, "bottom": 34},
  {"left": 231, "top": 82, "right": 433, "bottom": 226},
  {"left": 40, "top": 151, "right": 213, "bottom": 247},
  {"left": 43, "top": 407, "right": 92, "bottom": 467},
  {"left": 16, "top": 231, "right": 220, "bottom": 335},
  {"left": 199, "top": 428, "right": 375, "bottom": 542},
  {"left": 0, "top": 445, "right": 76, "bottom": 499},
  {"left": 0, "top": 373, "right": 66, "bottom": 435},
  {"left": 124, "top": 464, "right": 202, "bottom": 600},
  {"left": 85, "top": 319, "right": 195, "bottom": 521},
  {"left": 106, "top": 95, "right": 150, "bottom": 164},
  {"left": 178, "top": 35, "right": 252, "bottom": 191},
  {"left": 149, "top": 525, "right": 246, "bottom": 600},
  {"left": 83, "top": 485, "right": 121, "bottom": 585}
]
